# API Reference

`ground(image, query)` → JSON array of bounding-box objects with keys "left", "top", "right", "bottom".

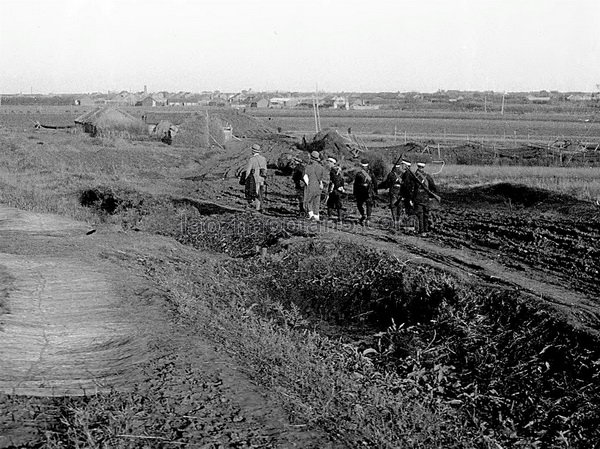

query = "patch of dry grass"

[{"left": 0, "top": 132, "right": 198, "bottom": 222}]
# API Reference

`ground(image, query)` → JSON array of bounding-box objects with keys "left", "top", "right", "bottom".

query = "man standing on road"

[
  {"left": 291, "top": 155, "right": 307, "bottom": 217},
  {"left": 303, "top": 151, "right": 326, "bottom": 221},
  {"left": 326, "top": 157, "right": 345, "bottom": 222},
  {"left": 244, "top": 144, "right": 268, "bottom": 213},
  {"left": 353, "top": 158, "right": 377, "bottom": 226},
  {"left": 380, "top": 159, "right": 412, "bottom": 228},
  {"left": 410, "top": 162, "right": 438, "bottom": 236}
]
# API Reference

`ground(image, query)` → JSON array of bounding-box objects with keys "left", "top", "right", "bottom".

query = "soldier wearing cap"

[
  {"left": 353, "top": 158, "right": 377, "bottom": 226},
  {"left": 380, "top": 159, "right": 413, "bottom": 228},
  {"left": 409, "top": 161, "right": 438, "bottom": 235},
  {"left": 303, "top": 151, "right": 326, "bottom": 221},
  {"left": 326, "top": 157, "right": 345, "bottom": 222},
  {"left": 244, "top": 144, "right": 268, "bottom": 212},
  {"left": 291, "top": 154, "right": 307, "bottom": 216}
]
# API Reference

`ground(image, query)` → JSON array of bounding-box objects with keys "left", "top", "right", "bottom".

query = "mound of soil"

[
  {"left": 371, "top": 142, "right": 438, "bottom": 166},
  {"left": 445, "top": 182, "right": 587, "bottom": 209},
  {"left": 75, "top": 107, "right": 146, "bottom": 137},
  {"left": 145, "top": 110, "right": 277, "bottom": 148},
  {"left": 217, "top": 109, "right": 277, "bottom": 138},
  {"left": 175, "top": 113, "right": 224, "bottom": 148},
  {"left": 303, "top": 129, "right": 361, "bottom": 161}
]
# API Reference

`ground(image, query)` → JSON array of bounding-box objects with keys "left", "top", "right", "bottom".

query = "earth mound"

[
  {"left": 302, "top": 128, "right": 362, "bottom": 161},
  {"left": 175, "top": 113, "right": 226, "bottom": 148},
  {"left": 145, "top": 109, "right": 277, "bottom": 148},
  {"left": 445, "top": 182, "right": 599, "bottom": 217}
]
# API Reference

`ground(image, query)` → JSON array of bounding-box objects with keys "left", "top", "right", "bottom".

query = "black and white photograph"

[{"left": 1, "top": 0, "right": 599, "bottom": 447}]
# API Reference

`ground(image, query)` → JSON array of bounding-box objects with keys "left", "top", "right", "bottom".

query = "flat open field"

[
  {"left": 1, "top": 108, "right": 599, "bottom": 447},
  {"left": 3, "top": 105, "right": 600, "bottom": 146},
  {"left": 250, "top": 108, "right": 600, "bottom": 145}
]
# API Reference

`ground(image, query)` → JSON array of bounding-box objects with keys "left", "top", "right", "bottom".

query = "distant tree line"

[{"left": 0, "top": 95, "right": 76, "bottom": 106}]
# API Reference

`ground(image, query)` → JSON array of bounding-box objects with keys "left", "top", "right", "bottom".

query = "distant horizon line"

[{"left": 2, "top": 88, "right": 599, "bottom": 96}]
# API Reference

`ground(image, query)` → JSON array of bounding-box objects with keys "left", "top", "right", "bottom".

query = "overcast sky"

[{"left": 1, "top": 0, "right": 598, "bottom": 94}]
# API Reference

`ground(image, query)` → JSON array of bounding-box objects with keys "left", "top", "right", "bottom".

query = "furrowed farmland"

[{"left": 1, "top": 105, "right": 599, "bottom": 448}]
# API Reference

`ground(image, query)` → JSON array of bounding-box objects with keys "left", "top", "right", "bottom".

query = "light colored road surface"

[{"left": 0, "top": 207, "right": 154, "bottom": 396}]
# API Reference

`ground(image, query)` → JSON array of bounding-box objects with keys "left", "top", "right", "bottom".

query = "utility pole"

[
  {"left": 314, "top": 83, "right": 321, "bottom": 132},
  {"left": 501, "top": 92, "right": 506, "bottom": 115},
  {"left": 312, "top": 97, "right": 319, "bottom": 133}
]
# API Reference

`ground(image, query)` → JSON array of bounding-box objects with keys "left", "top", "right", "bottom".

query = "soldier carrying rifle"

[
  {"left": 409, "top": 162, "right": 440, "bottom": 236},
  {"left": 380, "top": 158, "right": 413, "bottom": 229}
]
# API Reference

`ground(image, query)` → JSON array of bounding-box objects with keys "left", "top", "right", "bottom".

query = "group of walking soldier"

[
  {"left": 243, "top": 144, "right": 439, "bottom": 234},
  {"left": 379, "top": 159, "right": 439, "bottom": 234},
  {"left": 292, "top": 151, "right": 344, "bottom": 222}
]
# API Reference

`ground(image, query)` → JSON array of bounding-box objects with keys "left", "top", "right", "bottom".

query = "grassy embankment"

[{"left": 1, "top": 131, "right": 599, "bottom": 447}]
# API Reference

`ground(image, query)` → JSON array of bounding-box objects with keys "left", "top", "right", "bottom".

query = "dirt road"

[
  {"left": 0, "top": 206, "right": 337, "bottom": 447},
  {"left": 0, "top": 206, "right": 157, "bottom": 396}
]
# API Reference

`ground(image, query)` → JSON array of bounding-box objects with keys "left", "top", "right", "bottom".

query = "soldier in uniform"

[
  {"left": 326, "top": 157, "right": 345, "bottom": 222},
  {"left": 353, "top": 159, "right": 377, "bottom": 226},
  {"left": 380, "top": 159, "right": 412, "bottom": 228},
  {"left": 303, "top": 151, "right": 326, "bottom": 221},
  {"left": 291, "top": 155, "right": 307, "bottom": 216},
  {"left": 410, "top": 162, "right": 438, "bottom": 236}
]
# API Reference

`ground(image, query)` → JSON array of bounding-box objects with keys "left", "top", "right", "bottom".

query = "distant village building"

[
  {"left": 427, "top": 93, "right": 450, "bottom": 103},
  {"left": 567, "top": 94, "right": 593, "bottom": 101},
  {"left": 527, "top": 95, "right": 551, "bottom": 104},
  {"left": 350, "top": 99, "right": 380, "bottom": 110},
  {"left": 331, "top": 96, "right": 349, "bottom": 109},
  {"left": 269, "top": 97, "right": 298, "bottom": 108},
  {"left": 246, "top": 97, "right": 269, "bottom": 108},
  {"left": 136, "top": 96, "right": 157, "bottom": 107},
  {"left": 109, "top": 91, "right": 138, "bottom": 106},
  {"left": 166, "top": 95, "right": 201, "bottom": 106}
]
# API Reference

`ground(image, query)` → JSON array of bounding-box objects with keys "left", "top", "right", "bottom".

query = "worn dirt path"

[
  {"left": 0, "top": 207, "right": 157, "bottom": 396},
  {"left": 0, "top": 206, "right": 338, "bottom": 447}
]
